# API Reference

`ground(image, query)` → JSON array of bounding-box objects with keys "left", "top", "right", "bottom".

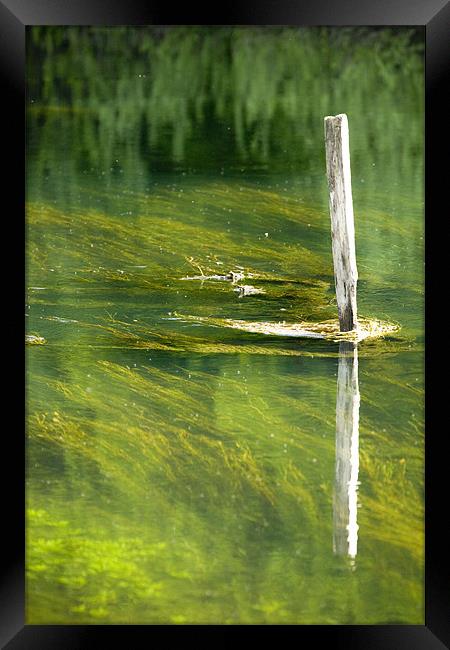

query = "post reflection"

[{"left": 333, "top": 341, "right": 360, "bottom": 560}]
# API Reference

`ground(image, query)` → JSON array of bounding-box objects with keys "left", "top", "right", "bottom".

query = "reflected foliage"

[{"left": 27, "top": 27, "right": 423, "bottom": 181}]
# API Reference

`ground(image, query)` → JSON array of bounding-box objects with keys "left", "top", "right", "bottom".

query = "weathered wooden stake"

[{"left": 324, "top": 114, "right": 358, "bottom": 332}]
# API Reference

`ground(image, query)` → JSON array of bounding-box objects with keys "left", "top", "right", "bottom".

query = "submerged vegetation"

[
  {"left": 27, "top": 351, "right": 423, "bottom": 624},
  {"left": 26, "top": 197, "right": 417, "bottom": 357},
  {"left": 26, "top": 26, "right": 424, "bottom": 624}
]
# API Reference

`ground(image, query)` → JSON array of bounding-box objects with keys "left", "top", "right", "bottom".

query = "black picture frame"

[{"left": 2, "top": 1, "right": 448, "bottom": 647}]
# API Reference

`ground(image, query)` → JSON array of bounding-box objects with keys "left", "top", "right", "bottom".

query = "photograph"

[{"left": 25, "top": 25, "right": 424, "bottom": 625}]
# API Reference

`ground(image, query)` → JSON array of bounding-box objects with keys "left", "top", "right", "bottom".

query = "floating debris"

[
  {"left": 181, "top": 270, "right": 245, "bottom": 283},
  {"left": 45, "top": 316, "right": 79, "bottom": 324},
  {"left": 181, "top": 273, "right": 231, "bottom": 281},
  {"left": 227, "top": 271, "right": 244, "bottom": 283},
  {"left": 26, "top": 334, "right": 46, "bottom": 345},
  {"left": 175, "top": 313, "right": 399, "bottom": 343},
  {"left": 233, "top": 285, "right": 266, "bottom": 297}
]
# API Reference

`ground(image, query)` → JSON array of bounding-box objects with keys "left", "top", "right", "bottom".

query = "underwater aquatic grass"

[
  {"left": 27, "top": 350, "right": 423, "bottom": 623},
  {"left": 27, "top": 196, "right": 416, "bottom": 360},
  {"left": 26, "top": 197, "right": 327, "bottom": 288},
  {"left": 34, "top": 310, "right": 417, "bottom": 359},
  {"left": 28, "top": 361, "right": 276, "bottom": 504}
]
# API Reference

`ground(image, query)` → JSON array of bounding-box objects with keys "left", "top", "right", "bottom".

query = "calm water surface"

[{"left": 26, "top": 27, "right": 424, "bottom": 624}]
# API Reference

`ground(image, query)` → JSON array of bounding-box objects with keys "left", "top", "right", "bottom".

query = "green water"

[{"left": 26, "top": 27, "right": 424, "bottom": 624}]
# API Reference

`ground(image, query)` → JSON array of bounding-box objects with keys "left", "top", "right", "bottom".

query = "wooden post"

[
  {"left": 324, "top": 114, "right": 358, "bottom": 332},
  {"left": 333, "top": 341, "right": 360, "bottom": 559}
]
